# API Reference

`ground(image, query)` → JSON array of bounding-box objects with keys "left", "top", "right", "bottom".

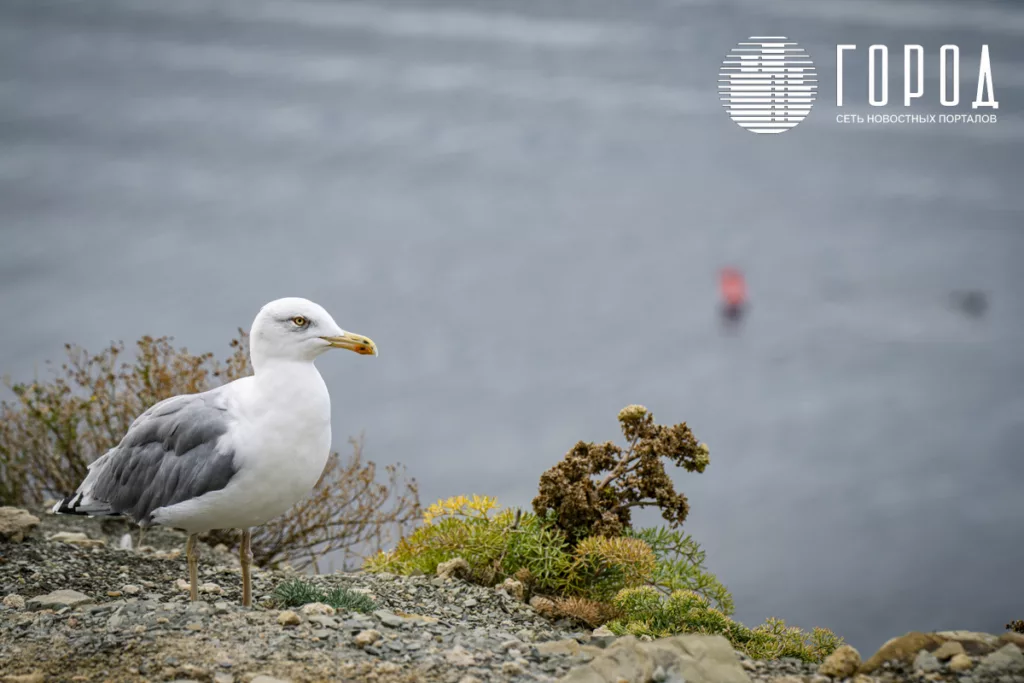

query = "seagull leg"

[
  {"left": 240, "top": 528, "right": 253, "bottom": 608},
  {"left": 185, "top": 533, "right": 199, "bottom": 602}
]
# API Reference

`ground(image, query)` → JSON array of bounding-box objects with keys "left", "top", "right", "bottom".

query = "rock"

[
  {"left": 2, "top": 673, "right": 45, "bottom": 683},
  {"left": 859, "top": 632, "right": 946, "bottom": 673},
  {"left": 174, "top": 579, "right": 191, "bottom": 593},
  {"left": 501, "top": 661, "right": 525, "bottom": 676},
  {"left": 931, "top": 640, "right": 965, "bottom": 661},
  {"left": 26, "top": 589, "right": 93, "bottom": 610},
  {"left": 276, "top": 610, "right": 301, "bottom": 626},
  {"left": 496, "top": 578, "right": 525, "bottom": 602},
  {"left": 436, "top": 557, "right": 471, "bottom": 581},
  {"left": 976, "top": 643, "right": 1024, "bottom": 676},
  {"left": 457, "top": 677, "right": 482, "bottom": 683},
  {"left": 530, "top": 595, "right": 559, "bottom": 619},
  {"left": 120, "top": 584, "right": 141, "bottom": 596},
  {"left": 913, "top": 649, "right": 940, "bottom": 673},
  {"left": 300, "top": 602, "right": 335, "bottom": 616},
  {"left": 934, "top": 630, "right": 1000, "bottom": 655},
  {"left": 48, "top": 531, "right": 105, "bottom": 548},
  {"left": 0, "top": 507, "right": 40, "bottom": 543},
  {"left": 354, "top": 629, "right": 381, "bottom": 647},
  {"left": 591, "top": 625, "right": 617, "bottom": 648},
  {"left": 198, "top": 582, "right": 223, "bottom": 595},
  {"left": 445, "top": 645, "right": 476, "bottom": 667},
  {"left": 535, "top": 639, "right": 582, "bottom": 657},
  {"left": 373, "top": 609, "right": 407, "bottom": 628},
  {"left": 3, "top": 594, "right": 26, "bottom": 610},
  {"left": 250, "top": 677, "right": 292, "bottom": 683},
  {"left": 559, "top": 634, "right": 750, "bottom": 683},
  {"left": 947, "top": 653, "right": 973, "bottom": 672},
  {"left": 1000, "top": 631, "right": 1024, "bottom": 650},
  {"left": 818, "top": 644, "right": 861, "bottom": 677}
]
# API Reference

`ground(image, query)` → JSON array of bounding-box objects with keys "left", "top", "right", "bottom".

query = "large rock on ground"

[
  {"left": 0, "top": 508, "right": 40, "bottom": 543},
  {"left": 558, "top": 633, "right": 750, "bottom": 683},
  {"left": 817, "top": 644, "right": 861, "bottom": 678},
  {"left": 860, "top": 630, "right": 1007, "bottom": 673},
  {"left": 26, "top": 590, "right": 93, "bottom": 611}
]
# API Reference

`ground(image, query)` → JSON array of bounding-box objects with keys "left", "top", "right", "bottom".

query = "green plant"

[
  {"left": 605, "top": 587, "right": 842, "bottom": 663},
  {"left": 0, "top": 332, "right": 420, "bottom": 570},
  {"left": 1008, "top": 620, "right": 1024, "bottom": 634},
  {"left": 273, "top": 578, "right": 376, "bottom": 613},
  {"left": 627, "top": 526, "right": 733, "bottom": 615},
  {"left": 532, "top": 405, "right": 710, "bottom": 545},
  {"left": 364, "top": 495, "right": 655, "bottom": 601}
]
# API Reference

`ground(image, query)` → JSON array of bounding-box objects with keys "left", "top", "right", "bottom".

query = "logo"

[{"left": 719, "top": 37, "right": 817, "bottom": 134}]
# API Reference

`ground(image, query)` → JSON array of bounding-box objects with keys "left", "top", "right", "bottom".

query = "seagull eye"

[{"left": 291, "top": 316, "right": 307, "bottom": 327}]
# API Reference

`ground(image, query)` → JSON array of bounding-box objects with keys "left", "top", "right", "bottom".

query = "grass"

[{"left": 272, "top": 578, "right": 378, "bottom": 613}]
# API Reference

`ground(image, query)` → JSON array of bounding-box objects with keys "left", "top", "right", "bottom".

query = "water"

[{"left": 1, "top": 0, "right": 1022, "bottom": 654}]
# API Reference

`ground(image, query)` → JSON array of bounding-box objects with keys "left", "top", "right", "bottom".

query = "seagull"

[{"left": 52, "top": 297, "right": 377, "bottom": 607}]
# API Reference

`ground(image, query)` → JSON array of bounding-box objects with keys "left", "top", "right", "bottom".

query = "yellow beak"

[{"left": 320, "top": 332, "right": 378, "bottom": 356}]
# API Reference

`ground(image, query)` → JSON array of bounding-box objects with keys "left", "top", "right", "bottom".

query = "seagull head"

[{"left": 250, "top": 297, "right": 377, "bottom": 368}]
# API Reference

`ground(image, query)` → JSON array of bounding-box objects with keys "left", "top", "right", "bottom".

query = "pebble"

[
  {"left": 276, "top": 611, "right": 301, "bottom": 627},
  {"left": 354, "top": 629, "right": 382, "bottom": 647}
]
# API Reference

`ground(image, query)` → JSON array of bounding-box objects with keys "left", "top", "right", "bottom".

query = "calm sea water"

[{"left": 1, "top": 0, "right": 1022, "bottom": 653}]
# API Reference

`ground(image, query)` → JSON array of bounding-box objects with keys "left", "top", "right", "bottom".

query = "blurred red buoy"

[
  {"left": 719, "top": 267, "right": 747, "bottom": 323},
  {"left": 720, "top": 267, "right": 747, "bottom": 306}
]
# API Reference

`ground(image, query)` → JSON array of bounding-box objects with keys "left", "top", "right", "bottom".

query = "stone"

[
  {"left": 2, "top": 673, "right": 45, "bottom": 683},
  {"left": 535, "top": 639, "right": 582, "bottom": 657},
  {"left": 947, "top": 653, "right": 973, "bottom": 672},
  {"left": 931, "top": 640, "right": 965, "bottom": 661},
  {"left": 0, "top": 507, "right": 40, "bottom": 543},
  {"left": 354, "top": 629, "right": 381, "bottom": 647},
  {"left": 276, "top": 610, "right": 301, "bottom": 626},
  {"left": 934, "top": 630, "right": 1000, "bottom": 656},
  {"left": 913, "top": 649, "right": 941, "bottom": 673},
  {"left": 48, "top": 531, "right": 105, "bottom": 547},
  {"left": 3, "top": 594, "right": 26, "bottom": 610},
  {"left": 818, "top": 644, "right": 861, "bottom": 677},
  {"left": 373, "top": 609, "right": 407, "bottom": 628},
  {"left": 27, "top": 589, "right": 93, "bottom": 611},
  {"left": 591, "top": 625, "right": 618, "bottom": 648},
  {"left": 174, "top": 579, "right": 191, "bottom": 593},
  {"left": 976, "top": 643, "right": 1024, "bottom": 676},
  {"left": 457, "top": 677, "right": 481, "bottom": 683},
  {"left": 250, "top": 677, "right": 292, "bottom": 683},
  {"left": 198, "top": 582, "right": 223, "bottom": 595},
  {"left": 445, "top": 645, "right": 476, "bottom": 667},
  {"left": 530, "top": 595, "right": 559, "bottom": 619},
  {"left": 501, "top": 661, "right": 525, "bottom": 676},
  {"left": 436, "top": 557, "right": 471, "bottom": 581},
  {"left": 860, "top": 632, "right": 946, "bottom": 673},
  {"left": 300, "top": 602, "right": 335, "bottom": 616},
  {"left": 496, "top": 578, "right": 524, "bottom": 602},
  {"left": 1000, "top": 632, "right": 1024, "bottom": 650},
  {"left": 558, "top": 634, "right": 750, "bottom": 683}
]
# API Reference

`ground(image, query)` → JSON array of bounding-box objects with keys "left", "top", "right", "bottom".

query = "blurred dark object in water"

[{"left": 950, "top": 290, "right": 988, "bottom": 317}]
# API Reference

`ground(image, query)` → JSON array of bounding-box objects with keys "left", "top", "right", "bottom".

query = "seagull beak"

[{"left": 320, "top": 331, "right": 378, "bottom": 356}]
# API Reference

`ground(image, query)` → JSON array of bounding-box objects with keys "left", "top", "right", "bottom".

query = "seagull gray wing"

[{"left": 55, "top": 388, "right": 239, "bottom": 527}]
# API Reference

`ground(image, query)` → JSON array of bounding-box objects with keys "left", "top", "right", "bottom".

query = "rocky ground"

[{"left": 1, "top": 507, "right": 1022, "bottom": 683}]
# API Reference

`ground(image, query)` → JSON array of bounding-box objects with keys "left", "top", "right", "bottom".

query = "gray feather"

[{"left": 81, "top": 389, "right": 238, "bottom": 526}]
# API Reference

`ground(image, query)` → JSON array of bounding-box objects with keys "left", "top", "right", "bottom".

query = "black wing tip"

[{"left": 51, "top": 493, "right": 116, "bottom": 517}]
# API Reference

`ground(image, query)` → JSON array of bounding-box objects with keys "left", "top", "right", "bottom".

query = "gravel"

[{"left": 2, "top": 511, "right": 1022, "bottom": 683}]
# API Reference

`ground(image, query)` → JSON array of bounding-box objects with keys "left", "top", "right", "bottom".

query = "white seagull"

[{"left": 53, "top": 297, "right": 377, "bottom": 606}]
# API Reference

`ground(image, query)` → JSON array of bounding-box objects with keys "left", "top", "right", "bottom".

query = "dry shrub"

[
  {"left": 532, "top": 404, "right": 710, "bottom": 544},
  {"left": 0, "top": 331, "right": 419, "bottom": 570},
  {"left": 552, "top": 596, "right": 621, "bottom": 628}
]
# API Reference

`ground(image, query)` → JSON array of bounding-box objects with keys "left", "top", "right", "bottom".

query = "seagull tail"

[{"left": 51, "top": 491, "right": 116, "bottom": 517}]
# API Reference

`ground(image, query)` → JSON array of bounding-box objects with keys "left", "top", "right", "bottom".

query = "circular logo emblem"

[{"left": 719, "top": 37, "right": 816, "bottom": 134}]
